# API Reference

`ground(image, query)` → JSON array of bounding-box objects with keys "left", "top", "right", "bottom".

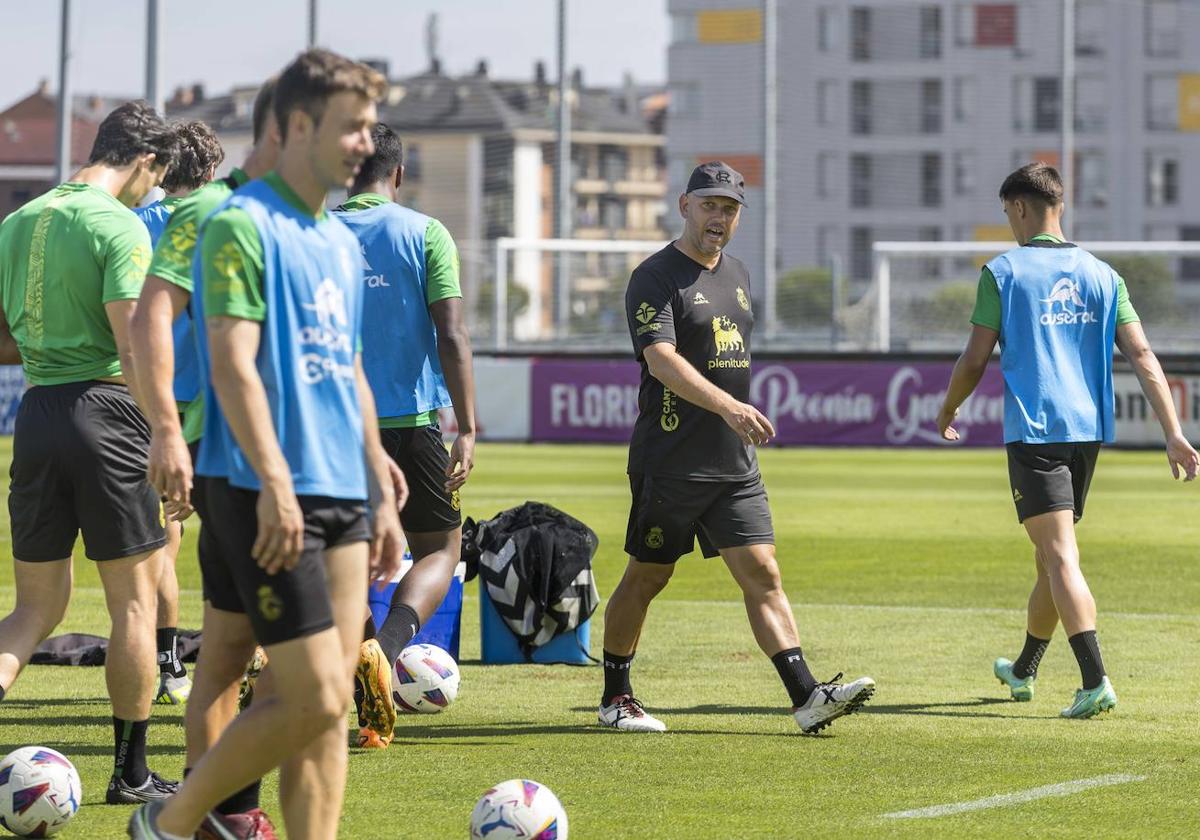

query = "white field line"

[
  {"left": 882, "top": 773, "right": 1148, "bottom": 820},
  {"left": 0, "top": 589, "right": 1195, "bottom": 623},
  {"left": 657, "top": 599, "right": 1200, "bottom": 623}
]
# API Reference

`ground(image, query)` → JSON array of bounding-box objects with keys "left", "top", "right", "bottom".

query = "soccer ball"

[
  {"left": 469, "top": 779, "right": 568, "bottom": 839},
  {"left": 392, "top": 643, "right": 460, "bottom": 713},
  {"left": 0, "top": 747, "right": 81, "bottom": 838}
]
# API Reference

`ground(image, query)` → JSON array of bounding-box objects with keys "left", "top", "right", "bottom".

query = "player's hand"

[
  {"left": 721, "top": 401, "right": 775, "bottom": 447},
  {"left": 445, "top": 432, "right": 475, "bottom": 492},
  {"left": 148, "top": 430, "right": 193, "bottom": 513},
  {"left": 163, "top": 498, "right": 194, "bottom": 522},
  {"left": 1165, "top": 433, "right": 1199, "bottom": 481},
  {"left": 369, "top": 503, "right": 404, "bottom": 590},
  {"left": 387, "top": 456, "right": 409, "bottom": 513},
  {"left": 937, "top": 405, "right": 960, "bottom": 441},
  {"left": 253, "top": 481, "right": 304, "bottom": 574}
]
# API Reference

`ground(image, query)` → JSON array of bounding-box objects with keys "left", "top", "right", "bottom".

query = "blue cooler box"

[
  {"left": 479, "top": 583, "right": 592, "bottom": 664},
  {"left": 369, "top": 554, "right": 463, "bottom": 661}
]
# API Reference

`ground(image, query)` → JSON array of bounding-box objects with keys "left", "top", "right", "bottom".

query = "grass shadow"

[{"left": 864, "top": 696, "right": 1017, "bottom": 720}]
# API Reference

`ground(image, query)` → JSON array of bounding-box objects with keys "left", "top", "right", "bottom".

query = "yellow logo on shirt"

[
  {"left": 635, "top": 302, "right": 657, "bottom": 324},
  {"left": 736, "top": 287, "right": 750, "bottom": 311},
  {"left": 168, "top": 220, "right": 198, "bottom": 256}
]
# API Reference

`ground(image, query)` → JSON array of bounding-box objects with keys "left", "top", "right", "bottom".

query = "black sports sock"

[
  {"left": 1012, "top": 632, "right": 1051, "bottom": 679},
  {"left": 771, "top": 648, "right": 819, "bottom": 707},
  {"left": 216, "top": 779, "right": 262, "bottom": 815},
  {"left": 602, "top": 650, "right": 635, "bottom": 705},
  {"left": 113, "top": 717, "right": 149, "bottom": 786},
  {"left": 1068, "top": 630, "right": 1106, "bottom": 691},
  {"left": 377, "top": 603, "right": 421, "bottom": 666},
  {"left": 156, "top": 627, "right": 186, "bottom": 678},
  {"left": 363, "top": 615, "right": 377, "bottom": 642}
]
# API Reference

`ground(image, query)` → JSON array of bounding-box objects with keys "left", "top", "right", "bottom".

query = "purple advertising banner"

[{"left": 530, "top": 358, "right": 1006, "bottom": 446}]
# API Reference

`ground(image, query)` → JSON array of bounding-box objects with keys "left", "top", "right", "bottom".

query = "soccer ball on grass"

[
  {"left": 0, "top": 747, "right": 81, "bottom": 838},
  {"left": 469, "top": 779, "right": 568, "bottom": 839},
  {"left": 392, "top": 643, "right": 460, "bottom": 713}
]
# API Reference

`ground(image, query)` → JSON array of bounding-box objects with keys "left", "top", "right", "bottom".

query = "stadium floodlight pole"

[
  {"left": 145, "top": 0, "right": 163, "bottom": 116},
  {"left": 307, "top": 0, "right": 318, "bottom": 47},
  {"left": 762, "top": 0, "right": 778, "bottom": 343},
  {"left": 1060, "top": 0, "right": 1075, "bottom": 237},
  {"left": 555, "top": 0, "right": 572, "bottom": 338},
  {"left": 55, "top": 0, "right": 72, "bottom": 184}
]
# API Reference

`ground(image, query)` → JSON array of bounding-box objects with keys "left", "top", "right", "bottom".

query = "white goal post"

[{"left": 872, "top": 241, "right": 1200, "bottom": 352}]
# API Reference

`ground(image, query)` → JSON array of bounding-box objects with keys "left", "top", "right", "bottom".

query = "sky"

[{"left": 0, "top": 0, "right": 669, "bottom": 109}]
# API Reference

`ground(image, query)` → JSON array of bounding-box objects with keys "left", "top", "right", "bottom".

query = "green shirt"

[
  {"left": 339, "top": 192, "right": 461, "bottom": 428},
  {"left": 0, "top": 183, "right": 152, "bottom": 385},
  {"left": 148, "top": 168, "right": 250, "bottom": 442},
  {"left": 970, "top": 234, "right": 1140, "bottom": 331}
]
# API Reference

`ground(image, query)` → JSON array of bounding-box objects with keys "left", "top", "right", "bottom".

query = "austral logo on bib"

[
  {"left": 361, "top": 243, "right": 388, "bottom": 288},
  {"left": 1040, "top": 278, "right": 1097, "bottom": 326}
]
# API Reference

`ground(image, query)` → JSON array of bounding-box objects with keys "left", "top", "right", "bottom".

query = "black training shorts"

[
  {"left": 624, "top": 473, "right": 774, "bottom": 564},
  {"left": 196, "top": 476, "right": 371, "bottom": 646},
  {"left": 381, "top": 424, "right": 462, "bottom": 533},
  {"left": 9, "top": 381, "right": 167, "bottom": 562},
  {"left": 1006, "top": 441, "right": 1100, "bottom": 524}
]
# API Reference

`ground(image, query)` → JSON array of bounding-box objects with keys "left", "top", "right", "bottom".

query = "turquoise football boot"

[
  {"left": 1061, "top": 677, "right": 1117, "bottom": 719},
  {"left": 994, "top": 657, "right": 1035, "bottom": 702}
]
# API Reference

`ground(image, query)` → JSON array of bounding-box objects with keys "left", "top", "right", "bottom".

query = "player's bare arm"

[
  {"left": 430, "top": 296, "right": 477, "bottom": 492},
  {"left": 1116, "top": 321, "right": 1200, "bottom": 481},
  {"left": 130, "top": 276, "right": 195, "bottom": 513},
  {"left": 353, "top": 355, "right": 404, "bottom": 585},
  {"left": 0, "top": 309, "right": 20, "bottom": 365},
  {"left": 642, "top": 341, "right": 774, "bottom": 446},
  {"left": 206, "top": 314, "right": 304, "bottom": 572},
  {"left": 938, "top": 324, "right": 999, "bottom": 441},
  {"left": 106, "top": 299, "right": 147, "bottom": 407}
]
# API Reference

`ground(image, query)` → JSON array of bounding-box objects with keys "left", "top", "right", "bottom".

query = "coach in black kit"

[{"left": 596, "top": 161, "right": 876, "bottom": 735}]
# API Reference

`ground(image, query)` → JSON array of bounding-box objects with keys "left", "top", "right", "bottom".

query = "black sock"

[
  {"left": 112, "top": 717, "right": 149, "bottom": 786},
  {"left": 216, "top": 779, "right": 262, "bottom": 815},
  {"left": 1068, "top": 630, "right": 1106, "bottom": 690},
  {"left": 1012, "top": 633, "right": 1051, "bottom": 679},
  {"left": 771, "top": 648, "right": 818, "bottom": 707},
  {"left": 156, "top": 627, "right": 185, "bottom": 678},
  {"left": 602, "top": 650, "right": 634, "bottom": 705},
  {"left": 363, "top": 615, "right": 377, "bottom": 642},
  {"left": 377, "top": 603, "right": 421, "bottom": 666}
]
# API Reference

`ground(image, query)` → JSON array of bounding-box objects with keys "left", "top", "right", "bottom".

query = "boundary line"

[{"left": 882, "top": 773, "right": 1147, "bottom": 820}]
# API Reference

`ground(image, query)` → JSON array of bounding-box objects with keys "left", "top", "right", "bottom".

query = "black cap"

[{"left": 686, "top": 160, "right": 746, "bottom": 205}]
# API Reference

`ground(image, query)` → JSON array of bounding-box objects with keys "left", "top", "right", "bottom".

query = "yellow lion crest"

[{"left": 711, "top": 316, "right": 744, "bottom": 355}]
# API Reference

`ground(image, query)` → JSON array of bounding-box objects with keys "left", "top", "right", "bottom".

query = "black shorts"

[
  {"left": 196, "top": 476, "right": 371, "bottom": 646},
  {"left": 381, "top": 424, "right": 462, "bottom": 533},
  {"left": 8, "top": 381, "right": 167, "bottom": 562},
  {"left": 624, "top": 473, "right": 774, "bottom": 564},
  {"left": 1006, "top": 441, "right": 1101, "bottom": 524}
]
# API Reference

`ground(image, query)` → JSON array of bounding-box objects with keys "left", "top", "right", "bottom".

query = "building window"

[
  {"left": 817, "top": 79, "right": 839, "bottom": 126},
  {"left": 600, "top": 197, "right": 626, "bottom": 230},
  {"left": 1075, "top": 76, "right": 1106, "bottom": 132},
  {"left": 1145, "top": 0, "right": 1180, "bottom": 58},
  {"left": 404, "top": 144, "right": 421, "bottom": 181},
  {"left": 817, "top": 224, "right": 839, "bottom": 267},
  {"left": 1015, "top": 76, "right": 1061, "bottom": 132},
  {"left": 599, "top": 146, "right": 628, "bottom": 182},
  {"left": 919, "top": 6, "right": 942, "bottom": 58},
  {"left": 817, "top": 6, "right": 841, "bottom": 52},
  {"left": 667, "top": 83, "right": 700, "bottom": 118},
  {"left": 955, "top": 3, "right": 1018, "bottom": 48},
  {"left": 921, "top": 79, "right": 943, "bottom": 133},
  {"left": 850, "top": 226, "right": 873, "bottom": 279},
  {"left": 921, "top": 153, "right": 942, "bottom": 208},
  {"left": 1075, "top": 0, "right": 1105, "bottom": 57},
  {"left": 1076, "top": 151, "right": 1106, "bottom": 207},
  {"left": 953, "top": 151, "right": 976, "bottom": 195},
  {"left": 953, "top": 77, "right": 975, "bottom": 123},
  {"left": 817, "top": 152, "right": 838, "bottom": 198},
  {"left": 1146, "top": 151, "right": 1179, "bottom": 207},
  {"left": 1146, "top": 74, "right": 1177, "bottom": 130},
  {"left": 671, "top": 12, "right": 696, "bottom": 44},
  {"left": 850, "top": 81, "right": 871, "bottom": 134},
  {"left": 850, "top": 154, "right": 871, "bottom": 208},
  {"left": 851, "top": 7, "right": 871, "bottom": 60}
]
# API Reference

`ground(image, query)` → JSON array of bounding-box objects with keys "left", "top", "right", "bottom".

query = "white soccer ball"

[
  {"left": 469, "top": 779, "right": 568, "bottom": 840},
  {"left": 392, "top": 643, "right": 460, "bottom": 714},
  {"left": 0, "top": 747, "right": 81, "bottom": 837}
]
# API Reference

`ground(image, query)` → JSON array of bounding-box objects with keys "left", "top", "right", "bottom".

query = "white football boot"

[
  {"left": 598, "top": 694, "right": 667, "bottom": 732},
  {"left": 793, "top": 673, "right": 876, "bottom": 734}
]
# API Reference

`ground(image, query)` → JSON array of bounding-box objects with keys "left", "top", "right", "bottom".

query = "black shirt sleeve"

[{"left": 626, "top": 265, "right": 677, "bottom": 358}]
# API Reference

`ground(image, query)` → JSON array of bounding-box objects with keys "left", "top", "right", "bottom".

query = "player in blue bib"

[
  {"left": 133, "top": 119, "right": 224, "bottom": 707},
  {"left": 333, "top": 122, "right": 478, "bottom": 750},
  {"left": 129, "top": 50, "right": 402, "bottom": 840},
  {"left": 938, "top": 163, "right": 1198, "bottom": 719}
]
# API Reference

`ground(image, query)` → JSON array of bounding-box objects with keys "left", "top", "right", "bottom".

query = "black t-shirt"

[{"left": 625, "top": 243, "right": 757, "bottom": 481}]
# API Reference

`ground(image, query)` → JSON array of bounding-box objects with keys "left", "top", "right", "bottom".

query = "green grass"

[{"left": 1, "top": 442, "right": 1198, "bottom": 838}]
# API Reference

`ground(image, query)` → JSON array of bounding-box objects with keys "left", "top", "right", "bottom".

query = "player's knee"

[
  {"left": 627, "top": 563, "right": 674, "bottom": 597},
  {"left": 739, "top": 559, "right": 783, "bottom": 596}
]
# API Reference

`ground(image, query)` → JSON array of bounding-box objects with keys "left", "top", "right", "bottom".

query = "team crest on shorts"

[
  {"left": 257, "top": 585, "right": 283, "bottom": 622},
  {"left": 645, "top": 526, "right": 665, "bottom": 549},
  {"left": 450, "top": 490, "right": 461, "bottom": 511}
]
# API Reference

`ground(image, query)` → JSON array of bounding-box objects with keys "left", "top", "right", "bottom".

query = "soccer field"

[{"left": 1, "top": 441, "right": 1198, "bottom": 838}]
